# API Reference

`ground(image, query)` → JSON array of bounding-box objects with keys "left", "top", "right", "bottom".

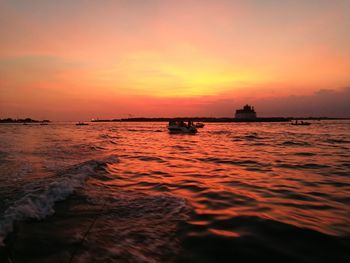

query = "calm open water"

[{"left": 0, "top": 121, "right": 349, "bottom": 262}]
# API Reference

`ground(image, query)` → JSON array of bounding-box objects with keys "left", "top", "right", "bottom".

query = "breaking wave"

[{"left": 0, "top": 155, "right": 119, "bottom": 245}]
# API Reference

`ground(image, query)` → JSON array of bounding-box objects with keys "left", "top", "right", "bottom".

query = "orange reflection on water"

[
  {"left": 102, "top": 122, "right": 350, "bottom": 237},
  {"left": 8, "top": 121, "right": 349, "bottom": 237},
  {"left": 209, "top": 228, "right": 241, "bottom": 238}
]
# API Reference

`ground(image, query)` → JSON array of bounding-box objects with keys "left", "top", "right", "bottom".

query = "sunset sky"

[{"left": 0, "top": 0, "right": 349, "bottom": 120}]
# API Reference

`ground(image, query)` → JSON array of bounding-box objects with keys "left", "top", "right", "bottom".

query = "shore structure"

[
  {"left": 91, "top": 117, "right": 290, "bottom": 123},
  {"left": 69, "top": 104, "right": 350, "bottom": 124},
  {"left": 235, "top": 105, "right": 257, "bottom": 120}
]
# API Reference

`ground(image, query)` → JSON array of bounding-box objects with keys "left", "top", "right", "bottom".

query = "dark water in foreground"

[{"left": 0, "top": 121, "right": 349, "bottom": 262}]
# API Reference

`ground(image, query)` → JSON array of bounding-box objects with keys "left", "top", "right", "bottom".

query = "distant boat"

[
  {"left": 76, "top": 122, "right": 89, "bottom": 126},
  {"left": 291, "top": 120, "right": 311, "bottom": 126},
  {"left": 195, "top": 122, "right": 205, "bottom": 128},
  {"left": 168, "top": 120, "right": 197, "bottom": 133}
]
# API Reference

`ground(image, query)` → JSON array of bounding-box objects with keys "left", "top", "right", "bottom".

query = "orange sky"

[{"left": 0, "top": 0, "right": 350, "bottom": 120}]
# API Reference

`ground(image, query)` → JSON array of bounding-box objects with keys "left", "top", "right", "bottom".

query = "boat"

[
  {"left": 76, "top": 122, "right": 89, "bottom": 126},
  {"left": 195, "top": 122, "right": 205, "bottom": 128},
  {"left": 291, "top": 120, "right": 311, "bottom": 126},
  {"left": 168, "top": 120, "right": 197, "bottom": 133}
]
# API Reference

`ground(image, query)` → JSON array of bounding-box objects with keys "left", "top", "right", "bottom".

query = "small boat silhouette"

[
  {"left": 291, "top": 120, "right": 311, "bottom": 126},
  {"left": 168, "top": 120, "right": 197, "bottom": 133},
  {"left": 76, "top": 122, "right": 89, "bottom": 126}
]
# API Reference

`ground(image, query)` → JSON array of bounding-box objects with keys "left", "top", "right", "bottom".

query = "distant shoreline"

[
  {"left": 91, "top": 117, "right": 350, "bottom": 123},
  {"left": 1, "top": 117, "right": 349, "bottom": 124},
  {"left": 0, "top": 118, "right": 50, "bottom": 123}
]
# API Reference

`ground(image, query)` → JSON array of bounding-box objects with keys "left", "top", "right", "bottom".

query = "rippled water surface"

[{"left": 0, "top": 121, "right": 349, "bottom": 262}]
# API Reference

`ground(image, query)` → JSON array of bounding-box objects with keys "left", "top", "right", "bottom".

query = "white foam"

[{"left": 0, "top": 155, "right": 119, "bottom": 245}]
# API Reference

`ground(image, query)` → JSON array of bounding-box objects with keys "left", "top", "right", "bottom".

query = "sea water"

[{"left": 0, "top": 121, "right": 349, "bottom": 262}]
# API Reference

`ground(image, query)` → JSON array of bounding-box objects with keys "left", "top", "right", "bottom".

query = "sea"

[{"left": 0, "top": 121, "right": 349, "bottom": 262}]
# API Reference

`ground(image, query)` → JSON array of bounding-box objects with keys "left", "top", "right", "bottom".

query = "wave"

[
  {"left": 184, "top": 215, "right": 350, "bottom": 262},
  {"left": 276, "top": 162, "right": 329, "bottom": 169},
  {"left": 244, "top": 133, "right": 265, "bottom": 140},
  {"left": 0, "top": 151, "right": 8, "bottom": 159},
  {"left": 0, "top": 155, "right": 119, "bottom": 245},
  {"left": 127, "top": 129, "right": 151, "bottom": 132},
  {"left": 2, "top": 190, "right": 190, "bottom": 262},
  {"left": 281, "top": 140, "right": 311, "bottom": 146},
  {"left": 325, "top": 138, "right": 350, "bottom": 144},
  {"left": 294, "top": 152, "right": 316, "bottom": 156},
  {"left": 198, "top": 157, "right": 269, "bottom": 168},
  {"left": 210, "top": 130, "right": 232, "bottom": 135}
]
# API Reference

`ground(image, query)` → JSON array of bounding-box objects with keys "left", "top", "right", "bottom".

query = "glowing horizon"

[{"left": 1, "top": 0, "right": 350, "bottom": 120}]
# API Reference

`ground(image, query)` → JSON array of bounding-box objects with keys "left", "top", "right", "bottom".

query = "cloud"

[
  {"left": 252, "top": 87, "right": 350, "bottom": 117},
  {"left": 88, "top": 86, "right": 350, "bottom": 119}
]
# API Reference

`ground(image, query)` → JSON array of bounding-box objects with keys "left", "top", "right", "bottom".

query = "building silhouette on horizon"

[{"left": 235, "top": 104, "right": 257, "bottom": 120}]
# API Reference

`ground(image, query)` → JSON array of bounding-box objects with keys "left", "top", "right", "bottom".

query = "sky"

[{"left": 0, "top": 0, "right": 349, "bottom": 120}]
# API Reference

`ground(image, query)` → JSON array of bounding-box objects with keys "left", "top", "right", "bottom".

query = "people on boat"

[
  {"left": 292, "top": 120, "right": 311, "bottom": 125},
  {"left": 167, "top": 119, "right": 197, "bottom": 133}
]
